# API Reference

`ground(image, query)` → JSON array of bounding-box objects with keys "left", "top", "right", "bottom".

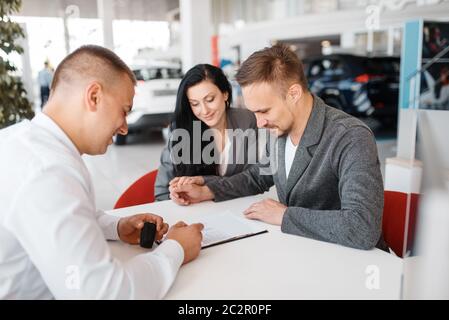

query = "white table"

[{"left": 107, "top": 194, "right": 403, "bottom": 299}]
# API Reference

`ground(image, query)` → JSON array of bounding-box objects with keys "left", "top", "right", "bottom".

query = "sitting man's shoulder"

[{"left": 324, "top": 105, "right": 373, "bottom": 138}]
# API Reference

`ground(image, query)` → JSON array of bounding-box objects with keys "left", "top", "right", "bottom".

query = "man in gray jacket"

[{"left": 170, "top": 44, "right": 385, "bottom": 250}]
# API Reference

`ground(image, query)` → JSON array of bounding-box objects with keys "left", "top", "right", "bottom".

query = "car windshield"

[{"left": 133, "top": 67, "right": 183, "bottom": 81}]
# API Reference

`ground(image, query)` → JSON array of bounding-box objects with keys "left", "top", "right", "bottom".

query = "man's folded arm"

[{"left": 204, "top": 164, "right": 274, "bottom": 202}]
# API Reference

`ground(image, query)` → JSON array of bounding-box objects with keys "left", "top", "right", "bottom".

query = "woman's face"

[{"left": 187, "top": 80, "right": 229, "bottom": 128}]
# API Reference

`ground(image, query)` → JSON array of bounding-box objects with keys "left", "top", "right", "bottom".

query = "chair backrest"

[
  {"left": 382, "top": 190, "right": 419, "bottom": 257},
  {"left": 114, "top": 170, "right": 158, "bottom": 209}
]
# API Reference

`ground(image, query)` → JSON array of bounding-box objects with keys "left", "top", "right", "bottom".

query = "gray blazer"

[
  {"left": 204, "top": 95, "right": 385, "bottom": 250},
  {"left": 155, "top": 108, "right": 258, "bottom": 201}
]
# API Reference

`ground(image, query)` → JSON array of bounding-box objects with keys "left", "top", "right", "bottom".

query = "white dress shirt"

[{"left": 0, "top": 113, "right": 184, "bottom": 299}]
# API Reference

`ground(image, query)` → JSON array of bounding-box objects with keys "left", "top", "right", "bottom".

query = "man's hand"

[
  {"left": 166, "top": 221, "right": 204, "bottom": 265},
  {"left": 117, "top": 213, "right": 169, "bottom": 245},
  {"left": 169, "top": 176, "right": 205, "bottom": 188},
  {"left": 243, "top": 198, "right": 287, "bottom": 225},
  {"left": 169, "top": 183, "right": 214, "bottom": 206}
]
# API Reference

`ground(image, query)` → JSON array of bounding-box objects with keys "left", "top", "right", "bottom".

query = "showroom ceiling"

[{"left": 17, "top": 0, "right": 179, "bottom": 21}]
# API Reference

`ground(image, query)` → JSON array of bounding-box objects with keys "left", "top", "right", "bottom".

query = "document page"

[{"left": 199, "top": 212, "right": 268, "bottom": 248}]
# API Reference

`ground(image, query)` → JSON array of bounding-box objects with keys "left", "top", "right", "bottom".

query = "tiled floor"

[{"left": 84, "top": 125, "right": 398, "bottom": 211}]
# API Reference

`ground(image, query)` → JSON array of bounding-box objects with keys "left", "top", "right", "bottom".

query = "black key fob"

[{"left": 140, "top": 222, "right": 156, "bottom": 249}]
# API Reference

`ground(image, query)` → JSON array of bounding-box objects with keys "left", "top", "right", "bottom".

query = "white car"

[{"left": 115, "top": 64, "right": 182, "bottom": 145}]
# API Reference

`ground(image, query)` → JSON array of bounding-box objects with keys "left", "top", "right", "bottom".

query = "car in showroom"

[
  {"left": 115, "top": 62, "right": 183, "bottom": 145},
  {"left": 304, "top": 54, "right": 400, "bottom": 123}
]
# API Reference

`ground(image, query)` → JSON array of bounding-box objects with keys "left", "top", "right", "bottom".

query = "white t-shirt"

[
  {"left": 285, "top": 135, "right": 298, "bottom": 178},
  {"left": 0, "top": 113, "right": 184, "bottom": 299}
]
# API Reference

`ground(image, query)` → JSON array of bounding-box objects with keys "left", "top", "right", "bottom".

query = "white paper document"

[{"left": 199, "top": 212, "right": 268, "bottom": 248}]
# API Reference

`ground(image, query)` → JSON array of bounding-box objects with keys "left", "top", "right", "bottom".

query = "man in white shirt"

[{"left": 0, "top": 45, "right": 203, "bottom": 299}]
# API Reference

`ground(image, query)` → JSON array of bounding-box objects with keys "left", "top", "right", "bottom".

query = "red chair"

[
  {"left": 114, "top": 170, "right": 158, "bottom": 209},
  {"left": 382, "top": 190, "right": 419, "bottom": 257}
]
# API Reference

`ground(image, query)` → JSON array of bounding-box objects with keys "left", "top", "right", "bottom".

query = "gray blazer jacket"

[
  {"left": 204, "top": 95, "right": 385, "bottom": 250},
  {"left": 155, "top": 108, "right": 258, "bottom": 201}
]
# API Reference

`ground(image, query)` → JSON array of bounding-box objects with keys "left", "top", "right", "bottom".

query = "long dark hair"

[{"left": 171, "top": 64, "right": 233, "bottom": 177}]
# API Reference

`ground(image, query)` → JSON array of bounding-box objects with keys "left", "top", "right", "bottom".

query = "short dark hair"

[
  {"left": 235, "top": 44, "right": 308, "bottom": 96},
  {"left": 51, "top": 45, "right": 136, "bottom": 91}
]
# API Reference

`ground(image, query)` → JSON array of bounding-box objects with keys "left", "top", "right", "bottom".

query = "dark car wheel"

[
  {"left": 324, "top": 97, "right": 344, "bottom": 110},
  {"left": 115, "top": 134, "right": 127, "bottom": 146}
]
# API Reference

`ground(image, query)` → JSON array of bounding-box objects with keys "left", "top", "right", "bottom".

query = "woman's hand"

[{"left": 169, "top": 176, "right": 205, "bottom": 188}]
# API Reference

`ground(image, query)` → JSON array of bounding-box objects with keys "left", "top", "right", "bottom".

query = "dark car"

[{"left": 304, "top": 54, "right": 400, "bottom": 122}]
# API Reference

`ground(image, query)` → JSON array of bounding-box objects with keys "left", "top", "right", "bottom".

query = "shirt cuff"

[{"left": 96, "top": 212, "right": 121, "bottom": 241}]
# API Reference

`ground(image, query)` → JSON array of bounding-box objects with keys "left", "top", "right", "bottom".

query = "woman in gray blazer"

[{"left": 155, "top": 64, "right": 258, "bottom": 201}]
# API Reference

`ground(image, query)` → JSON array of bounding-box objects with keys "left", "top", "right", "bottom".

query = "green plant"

[{"left": 0, "top": 0, "right": 34, "bottom": 129}]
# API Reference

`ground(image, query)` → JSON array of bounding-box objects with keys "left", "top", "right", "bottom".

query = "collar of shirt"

[{"left": 31, "top": 112, "right": 81, "bottom": 158}]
